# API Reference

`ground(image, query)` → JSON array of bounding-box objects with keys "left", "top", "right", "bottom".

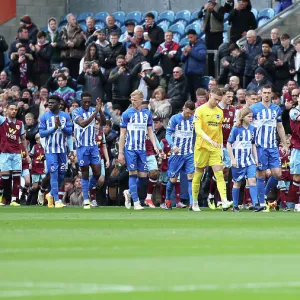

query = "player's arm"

[
  {"left": 61, "top": 114, "right": 73, "bottom": 136},
  {"left": 166, "top": 117, "right": 177, "bottom": 152},
  {"left": 252, "top": 144, "right": 258, "bottom": 165},
  {"left": 226, "top": 127, "right": 237, "bottom": 167},
  {"left": 67, "top": 135, "right": 74, "bottom": 154},
  {"left": 95, "top": 98, "right": 106, "bottom": 126},
  {"left": 194, "top": 122, "right": 219, "bottom": 148},
  {"left": 39, "top": 115, "right": 56, "bottom": 138},
  {"left": 118, "top": 127, "right": 127, "bottom": 165},
  {"left": 147, "top": 127, "right": 159, "bottom": 154},
  {"left": 102, "top": 143, "right": 110, "bottom": 168},
  {"left": 277, "top": 122, "right": 288, "bottom": 151},
  {"left": 20, "top": 135, "right": 30, "bottom": 163},
  {"left": 73, "top": 108, "right": 98, "bottom": 129}
]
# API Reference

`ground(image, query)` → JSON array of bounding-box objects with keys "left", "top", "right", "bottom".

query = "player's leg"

[
  {"left": 0, "top": 153, "right": 11, "bottom": 205},
  {"left": 256, "top": 147, "right": 268, "bottom": 207},
  {"left": 89, "top": 145, "right": 101, "bottom": 190},
  {"left": 10, "top": 153, "right": 22, "bottom": 206},
  {"left": 182, "top": 153, "right": 195, "bottom": 208},
  {"left": 145, "top": 155, "right": 159, "bottom": 208},
  {"left": 135, "top": 151, "right": 149, "bottom": 210},
  {"left": 231, "top": 166, "right": 246, "bottom": 211},
  {"left": 288, "top": 149, "right": 300, "bottom": 210},
  {"left": 20, "top": 169, "right": 30, "bottom": 205},
  {"left": 159, "top": 172, "right": 167, "bottom": 208},
  {"left": 40, "top": 173, "right": 50, "bottom": 206},
  {"left": 175, "top": 176, "right": 185, "bottom": 207}
]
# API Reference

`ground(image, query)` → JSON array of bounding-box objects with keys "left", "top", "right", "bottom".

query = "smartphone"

[{"left": 21, "top": 98, "right": 29, "bottom": 104}]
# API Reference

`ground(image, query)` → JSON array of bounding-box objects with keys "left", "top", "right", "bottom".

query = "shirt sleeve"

[
  {"left": 144, "top": 41, "right": 151, "bottom": 51},
  {"left": 72, "top": 108, "right": 81, "bottom": 123},
  {"left": 227, "top": 126, "right": 237, "bottom": 144},
  {"left": 0, "top": 116, "right": 5, "bottom": 125},
  {"left": 62, "top": 113, "right": 73, "bottom": 136},
  {"left": 166, "top": 117, "right": 176, "bottom": 147},
  {"left": 290, "top": 108, "right": 300, "bottom": 121},
  {"left": 20, "top": 122, "right": 25, "bottom": 135},
  {"left": 30, "top": 146, "right": 35, "bottom": 155},
  {"left": 252, "top": 127, "right": 256, "bottom": 144},
  {"left": 276, "top": 106, "right": 282, "bottom": 122},
  {"left": 102, "top": 132, "right": 106, "bottom": 144},
  {"left": 120, "top": 112, "right": 129, "bottom": 128},
  {"left": 147, "top": 112, "right": 153, "bottom": 127}
]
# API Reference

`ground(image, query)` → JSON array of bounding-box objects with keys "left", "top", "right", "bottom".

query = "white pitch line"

[{"left": 1, "top": 281, "right": 300, "bottom": 298}]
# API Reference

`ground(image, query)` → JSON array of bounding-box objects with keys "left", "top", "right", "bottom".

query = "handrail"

[
  {"left": 237, "top": 1, "right": 300, "bottom": 46},
  {"left": 292, "top": 34, "right": 300, "bottom": 44}
]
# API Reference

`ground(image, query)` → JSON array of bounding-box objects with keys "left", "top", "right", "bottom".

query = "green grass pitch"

[{"left": 1, "top": 207, "right": 300, "bottom": 299}]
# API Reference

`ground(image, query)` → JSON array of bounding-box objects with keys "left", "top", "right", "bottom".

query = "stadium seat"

[
  {"left": 179, "top": 37, "right": 189, "bottom": 48},
  {"left": 40, "top": 26, "right": 47, "bottom": 32},
  {"left": 121, "top": 25, "right": 126, "bottom": 34},
  {"left": 185, "top": 23, "right": 201, "bottom": 35},
  {"left": 157, "top": 22, "right": 169, "bottom": 32},
  {"left": 174, "top": 10, "right": 191, "bottom": 26},
  {"left": 202, "top": 76, "right": 213, "bottom": 90},
  {"left": 172, "top": 34, "right": 181, "bottom": 44},
  {"left": 223, "top": 21, "right": 228, "bottom": 43},
  {"left": 257, "top": 17, "right": 270, "bottom": 27},
  {"left": 95, "top": 12, "right": 109, "bottom": 22},
  {"left": 190, "top": 10, "right": 200, "bottom": 23},
  {"left": 77, "top": 12, "right": 93, "bottom": 22},
  {"left": 224, "top": 12, "right": 229, "bottom": 22},
  {"left": 257, "top": 8, "right": 275, "bottom": 20},
  {"left": 113, "top": 11, "right": 126, "bottom": 26},
  {"left": 80, "top": 24, "right": 87, "bottom": 32},
  {"left": 251, "top": 8, "right": 258, "bottom": 20},
  {"left": 191, "top": 19, "right": 202, "bottom": 28},
  {"left": 142, "top": 11, "right": 158, "bottom": 21},
  {"left": 169, "top": 23, "right": 185, "bottom": 36},
  {"left": 76, "top": 90, "right": 82, "bottom": 100},
  {"left": 125, "top": 11, "right": 142, "bottom": 25},
  {"left": 95, "top": 21, "right": 105, "bottom": 30},
  {"left": 158, "top": 10, "right": 175, "bottom": 25}
]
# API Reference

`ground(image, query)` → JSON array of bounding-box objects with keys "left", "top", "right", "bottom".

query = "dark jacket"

[
  {"left": 8, "top": 38, "right": 31, "bottom": 57},
  {"left": 27, "top": 23, "right": 39, "bottom": 44},
  {"left": 155, "top": 126, "right": 166, "bottom": 142},
  {"left": 105, "top": 129, "right": 118, "bottom": 159},
  {"left": 46, "top": 75, "right": 77, "bottom": 92},
  {"left": 25, "top": 121, "right": 39, "bottom": 149},
  {"left": 228, "top": 8, "right": 257, "bottom": 43},
  {"left": 244, "top": 36, "right": 262, "bottom": 76},
  {"left": 276, "top": 44, "right": 295, "bottom": 80},
  {"left": 77, "top": 70, "right": 107, "bottom": 104},
  {"left": 99, "top": 42, "right": 126, "bottom": 75},
  {"left": 167, "top": 75, "right": 189, "bottom": 103},
  {"left": 45, "top": 30, "right": 61, "bottom": 63},
  {"left": 252, "top": 52, "right": 277, "bottom": 82},
  {"left": 9, "top": 52, "right": 34, "bottom": 89},
  {"left": 272, "top": 40, "right": 281, "bottom": 53},
  {"left": 181, "top": 40, "right": 207, "bottom": 76},
  {"left": 246, "top": 77, "right": 273, "bottom": 93},
  {"left": 32, "top": 42, "right": 53, "bottom": 74},
  {"left": 0, "top": 35, "right": 8, "bottom": 71},
  {"left": 104, "top": 25, "right": 122, "bottom": 39},
  {"left": 127, "top": 52, "right": 146, "bottom": 71},
  {"left": 85, "top": 27, "right": 97, "bottom": 38},
  {"left": 153, "top": 41, "right": 182, "bottom": 77},
  {"left": 108, "top": 67, "right": 133, "bottom": 101},
  {"left": 289, "top": 50, "right": 300, "bottom": 85}
]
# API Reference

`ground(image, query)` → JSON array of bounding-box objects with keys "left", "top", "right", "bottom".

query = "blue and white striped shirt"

[
  {"left": 250, "top": 102, "right": 282, "bottom": 148},
  {"left": 39, "top": 111, "right": 72, "bottom": 154},
  {"left": 227, "top": 125, "right": 256, "bottom": 168},
  {"left": 166, "top": 113, "right": 195, "bottom": 156},
  {"left": 72, "top": 107, "right": 99, "bottom": 148},
  {"left": 120, "top": 107, "right": 153, "bottom": 151}
]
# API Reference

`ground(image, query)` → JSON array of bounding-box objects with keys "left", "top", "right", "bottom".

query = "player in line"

[
  {"left": 227, "top": 107, "right": 258, "bottom": 212},
  {"left": 0, "top": 103, "right": 31, "bottom": 206},
  {"left": 72, "top": 93, "right": 106, "bottom": 209},
  {"left": 165, "top": 100, "right": 195, "bottom": 210},
  {"left": 192, "top": 88, "right": 233, "bottom": 212},
  {"left": 39, "top": 95, "right": 72, "bottom": 208},
  {"left": 119, "top": 90, "right": 158, "bottom": 210}
]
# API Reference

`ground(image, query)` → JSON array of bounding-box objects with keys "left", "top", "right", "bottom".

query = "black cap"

[
  {"left": 187, "top": 29, "right": 197, "bottom": 35},
  {"left": 125, "top": 20, "right": 135, "bottom": 26}
]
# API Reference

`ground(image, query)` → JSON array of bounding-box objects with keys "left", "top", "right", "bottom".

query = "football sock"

[
  {"left": 12, "top": 174, "right": 21, "bottom": 200},
  {"left": 243, "top": 186, "right": 250, "bottom": 205},
  {"left": 129, "top": 175, "right": 138, "bottom": 202},
  {"left": 58, "top": 173, "right": 64, "bottom": 190},
  {"left": 160, "top": 183, "right": 166, "bottom": 203},
  {"left": 265, "top": 176, "right": 278, "bottom": 197},
  {"left": 136, "top": 177, "right": 147, "bottom": 189},
  {"left": 192, "top": 170, "right": 203, "bottom": 204},
  {"left": 58, "top": 188, "right": 64, "bottom": 201},
  {"left": 214, "top": 170, "right": 227, "bottom": 201},
  {"left": 146, "top": 178, "right": 157, "bottom": 200},
  {"left": 175, "top": 182, "right": 180, "bottom": 203},
  {"left": 88, "top": 175, "right": 99, "bottom": 190},
  {"left": 82, "top": 178, "right": 89, "bottom": 201},
  {"left": 188, "top": 179, "right": 193, "bottom": 206},
  {"left": 209, "top": 178, "right": 216, "bottom": 195},
  {"left": 249, "top": 186, "right": 258, "bottom": 206},
  {"left": 166, "top": 180, "right": 175, "bottom": 201},
  {"left": 232, "top": 187, "right": 240, "bottom": 207},
  {"left": 50, "top": 171, "right": 59, "bottom": 201},
  {"left": 256, "top": 177, "right": 265, "bottom": 204},
  {"left": 287, "top": 181, "right": 300, "bottom": 203}
]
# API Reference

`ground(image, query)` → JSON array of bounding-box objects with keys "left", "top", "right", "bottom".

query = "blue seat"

[
  {"left": 157, "top": 22, "right": 169, "bottom": 32},
  {"left": 202, "top": 76, "right": 213, "bottom": 90},
  {"left": 40, "top": 26, "right": 47, "bottom": 32},
  {"left": 59, "top": 20, "right": 67, "bottom": 27},
  {"left": 113, "top": 11, "right": 126, "bottom": 26},
  {"left": 95, "top": 12, "right": 109, "bottom": 22},
  {"left": 121, "top": 25, "right": 126, "bottom": 34},
  {"left": 174, "top": 10, "right": 191, "bottom": 26},
  {"left": 169, "top": 23, "right": 185, "bottom": 36},
  {"left": 251, "top": 8, "right": 258, "bottom": 20},
  {"left": 95, "top": 21, "right": 105, "bottom": 30},
  {"left": 257, "top": 17, "right": 270, "bottom": 27},
  {"left": 80, "top": 24, "right": 87, "bottom": 32},
  {"left": 224, "top": 12, "right": 229, "bottom": 22},
  {"left": 190, "top": 10, "right": 200, "bottom": 23},
  {"left": 77, "top": 12, "right": 93, "bottom": 22},
  {"left": 223, "top": 21, "right": 228, "bottom": 43},
  {"left": 179, "top": 37, "right": 189, "bottom": 48},
  {"left": 158, "top": 10, "right": 175, "bottom": 24},
  {"left": 142, "top": 11, "right": 158, "bottom": 21},
  {"left": 125, "top": 11, "right": 142, "bottom": 25},
  {"left": 172, "top": 34, "right": 182, "bottom": 44},
  {"left": 185, "top": 23, "right": 201, "bottom": 35},
  {"left": 258, "top": 8, "right": 275, "bottom": 20},
  {"left": 76, "top": 90, "right": 82, "bottom": 100}
]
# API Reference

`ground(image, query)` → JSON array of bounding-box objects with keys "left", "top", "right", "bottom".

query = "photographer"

[
  {"left": 46, "top": 67, "right": 77, "bottom": 92},
  {"left": 77, "top": 60, "right": 107, "bottom": 105}
]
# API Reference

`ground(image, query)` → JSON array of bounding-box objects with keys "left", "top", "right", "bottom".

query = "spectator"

[
  {"left": 77, "top": 60, "right": 106, "bottom": 105},
  {"left": 236, "top": 88, "right": 246, "bottom": 106},
  {"left": 0, "top": 71, "right": 11, "bottom": 90},
  {"left": 290, "top": 40, "right": 300, "bottom": 85},
  {"left": 167, "top": 67, "right": 189, "bottom": 114},
  {"left": 246, "top": 67, "right": 273, "bottom": 92},
  {"left": 99, "top": 31, "right": 126, "bottom": 77},
  {"left": 282, "top": 80, "right": 297, "bottom": 103},
  {"left": 252, "top": 39, "right": 277, "bottom": 83},
  {"left": 152, "top": 65, "right": 167, "bottom": 90},
  {"left": 45, "top": 17, "right": 61, "bottom": 72},
  {"left": 208, "top": 78, "right": 218, "bottom": 91},
  {"left": 0, "top": 35, "right": 8, "bottom": 71},
  {"left": 228, "top": 0, "right": 257, "bottom": 43},
  {"left": 126, "top": 25, "right": 151, "bottom": 58},
  {"left": 46, "top": 67, "right": 77, "bottom": 92},
  {"left": 132, "top": 61, "right": 159, "bottom": 100},
  {"left": 103, "top": 120, "right": 118, "bottom": 159},
  {"left": 153, "top": 116, "right": 166, "bottom": 141},
  {"left": 275, "top": 33, "right": 295, "bottom": 92},
  {"left": 282, "top": 88, "right": 299, "bottom": 135},
  {"left": 24, "top": 112, "right": 39, "bottom": 149},
  {"left": 9, "top": 44, "right": 34, "bottom": 89},
  {"left": 79, "top": 42, "right": 100, "bottom": 74},
  {"left": 58, "top": 13, "right": 85, "bottom": 78},
  {"left": 9, "top": 26, "right": 31, "bottom": 56},
  {"left": 20, "top": 15, "right": 38, "bottom": 44},
  {"left": 36, "top": 85, "right": 49, "bottom": 116},
  {"left": 30, "top": 31, "right": 53, "bottom": 87},
  {"left": 125, "top": 43, "right": 146, "bottom": 71},
  {"left": 243, "top": 30, "right": 262, "bottom": 88},
  {"left": 198, "top": 0, "right": 225, "bottom": 50},
  {"left": 108, "top": 55, "right": 132, "bottom": 112},
  {"left": 106, "top": 103, "right": 122, "bottom": 128},
  {"left": 104, "top": 15, "right": 122, "bottom": 38},
  {"left": 120, "top": 20, "right": 135, "bottom": 43},
  {"left": 16, "top": 89, "right": 40, "bottom": 121},
  {"left": 181, "top": 29, "right": 207, "bottom": 101},
  {"left": 195, "top": 88, "right": 208, "bottom": 107},
  {"left": 218, "top": 43, "right": 245, "bottom": 84},
  {"left": 149, "top": 87, "right": 172, "bottom": 127},
  {"left": 69, "top": 100, "right": 79, "bottom": 114},
  {"left": 153, "top": 30, "right": 181, "bottom": 81},
  {"left": 84, "top": 16, "right": 96, "bottom": 39},
  {"left": 53, "top": 74, "right": 75, "bottom": 107},
  {"left": 85, "top": 29, "right": 109, "bottom": 48},
  {"left": 275, "top": 0, "right": 293, "bottom": 14},
  {"left": 64, "top": 176, "right": 83, "bottom": 206},
  {"left": 228, "top": 76, "right": 241, "bottom": 94},
  {"left": 271, "top": 28, "right": 281, "bottom": 53},
  {"left": 143, "top": 12, "right": 164, "bottom": 64}
]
